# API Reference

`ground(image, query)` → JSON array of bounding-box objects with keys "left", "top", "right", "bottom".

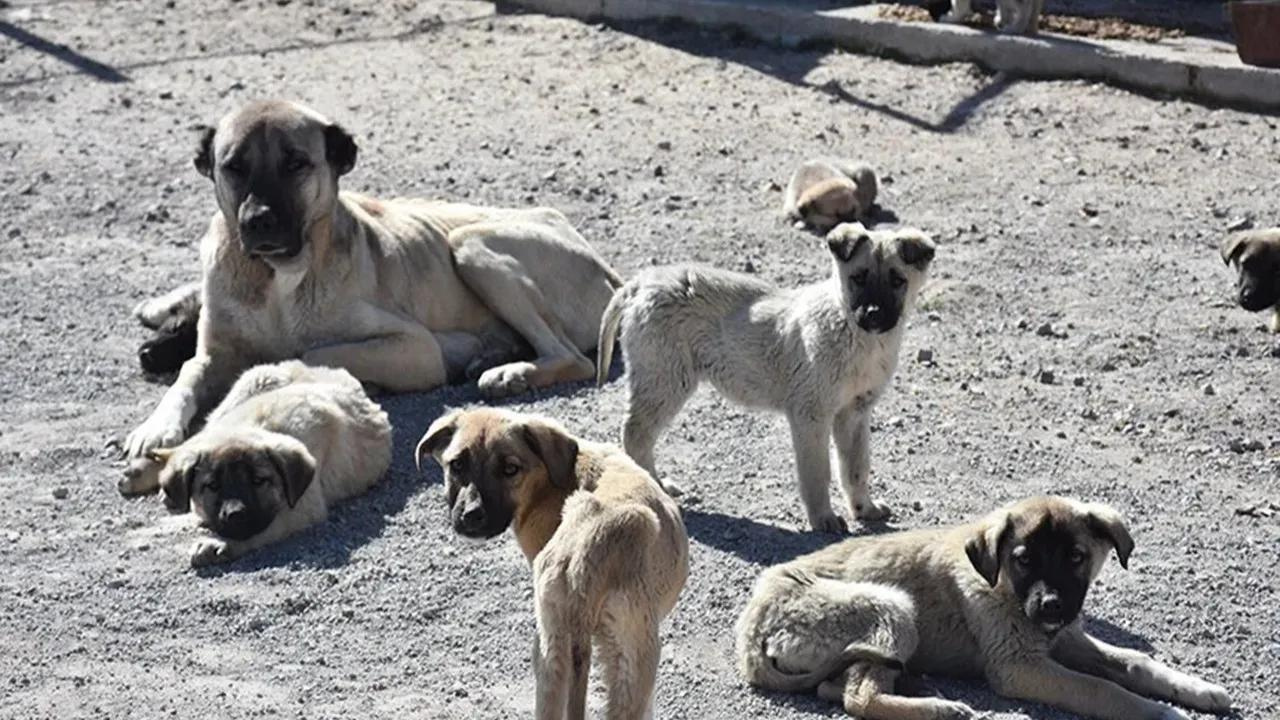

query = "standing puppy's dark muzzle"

[{"left": 853, "top": 282, "right": 901, "bottom": 334}]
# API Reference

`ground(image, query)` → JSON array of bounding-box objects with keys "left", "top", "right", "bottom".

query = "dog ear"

[
  {"left": 193, "top": 125, "right": 216, "bottom": 179},
  {"left": 965, "top": 511, "right": 1011, "bottom": 587},
  {"left": 827, "top": 223, "right": 870, "bottom": 262},
  {"left": 1219, "top": 233, "right": 1248, "bottom": 266},
  {"left": 324, "top": 124, "right": 358, "bottom": 177},
  {"left": 895, "top": 230, "right": 936, "bottom": 270},
  {"left": 522, "top": 419, "right": 579, "bottom": 491},
  {"left": 1084, "top": 503, "right": 1134, "bottom": 570},
  {"left": 158, "top": 451, "right": 198, "bottom": 512},
  {"left": 416, "top": 410, "right": 462, "bottom": 471},
  {"left": 267, "top": 443, "right": 316, "bottom": 509}
]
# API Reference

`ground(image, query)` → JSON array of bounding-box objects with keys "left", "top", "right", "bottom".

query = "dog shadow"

[{"left": 683, "top": 507, "right": 900, "bottom": 567}]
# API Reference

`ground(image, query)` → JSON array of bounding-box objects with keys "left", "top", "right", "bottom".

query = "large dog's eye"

[
  {"left": 221, "top": 159, "right": 246, "bottom": 176},
  {"left": 889, "top": 271, "right": 907, "bottom": 289},
  {"left": 1068, "top": 548, "right": 1086, "bottom": 565},
  {"left": 205, "top": 480, "right": 221, "bottom": 494},
  {"left": 1012, "top": 546, "right": 1031, "bottom": 566},
  {"left": 501, "top": 462, "right": 521, "bottom": 478},
  {"left": 448, "top": 456, "right": 469, "bottom": 475},
  {"left": 851, "top": 270, "right": 869, "bottom": 286},
  {"left": 253, "top": 474, "right": 270, "bottom": 487},
  {"left": 284, "top": 155, "right": 311, "bottom": 174}
]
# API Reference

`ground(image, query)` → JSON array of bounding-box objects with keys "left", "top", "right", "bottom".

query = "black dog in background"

[{"left": 134, "top": 283, "right": 200, "bottom": 375}]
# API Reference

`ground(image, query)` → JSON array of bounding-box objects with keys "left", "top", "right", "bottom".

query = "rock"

[
  {"left": 1101, "top": 361, "right": 1118, "bottom": 372},
  {"left": 1080, "top": 203, "right": 1099, "bottom": 218},
  {"left": 1228, "top": 437, "right": 1264, "bottom": 453},
  {"left": 742, "top": 259, "right": 756, "bottom": 274},
  {"left": 1234, "top": 501, "right": 1278, "bottom": 518},
  {"left": 656, "top": 140, "right": 672, "bottom": 151},
  {"left": 911, "top": 500, "right": 923, "bottom": 511},
  {"left": 1202, "top": 383, "right": 1216, "bottom": 396},
  {"left": 1037, "top": 369, "right": 1055, "bottom": 385},
  {"left": 1036, "top": 322, "right": 1068, "bottom": 339},
  {"left": 52, "top": 487, "right": 69, "bottom": 500},
  {"left": 1072, "top": 376, "right": 1086, "bottom": 387},
  {"left": 1081, "top": 407, "right": 1098, "bottom": 420},
  {"left": 1226, "top": 217, "right": 1254, "bottom": 232},
  {"left": 916, "top": 348, "right": 934, "bottom": 363},
  {"left": 653, "top": 165, "right": 665, "bottom": 177}
]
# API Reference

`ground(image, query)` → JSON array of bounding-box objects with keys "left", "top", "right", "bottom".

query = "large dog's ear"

[
  {"left": 193, "top": 125, "right": 216, "bottom": 180},
  {"left": 1084, "top": 503, "right": 1134, "bottom": 570},
  {"left": 965, "top": 511, "right": 1011, "bottom": 587},
  {"left": 895, "top": 230, "right": 936, "bottom": 271},
  {"left": 522, "top": 419, "right": 579, "bottom": 491},
  {"left": 1219, "top": 233, "right": 1248, "bottom": 266},
  {"left": 416, "top": 410, "right": 463, "bottom": 471},
  {"left": 268, "top": 443, "right": 316, "bottom": 509},
  {"left": 324, "top": 124, "right": 358, "bottom": 177},
  {"left": 827, "top": 222, "right": 870, "bottom": 262}
]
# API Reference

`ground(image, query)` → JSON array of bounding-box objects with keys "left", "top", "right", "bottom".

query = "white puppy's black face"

[{"left": 826, "top": 223, "right": 935, "bottom": 334}]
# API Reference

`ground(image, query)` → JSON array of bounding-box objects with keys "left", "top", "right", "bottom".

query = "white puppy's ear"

[
  {"left": 521, "top": 418, "right": 579, "bottom": 491},
  {"left": 895, "top": 230, "right": 936, "bottom": 270},
  {"left": 965, "top": 510, "right": 1011, "bottom": 587},
  {"left": 1083, "top": 503, "right": 1134, "bottom": 570},
  {"left": 416, "top": 410, "right": 462, "bottom": 471},
  {"left": 826, "top": 223, "right": 870, "bottom": 262}
]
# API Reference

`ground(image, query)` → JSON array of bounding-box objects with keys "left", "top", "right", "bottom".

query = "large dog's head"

[
  {"left": 151, "top": 432, "right": 315, "bottom": 541},
  {"left": 194, "top": 100, "right": 358, "bottom": 270},
  {"left": 1220, "top": 229, "right": 1280, "bottom": 314},
  {"left": 965, "top": 496, "right": 1134, "bottom": 634},
  {"left": 827, "top": 222, "right": 935, "bottom": 334},
  {"left": 415, "top": 408, "right": 580, "bottom": 540}
]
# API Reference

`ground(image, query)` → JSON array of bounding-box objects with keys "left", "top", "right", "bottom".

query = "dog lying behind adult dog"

[
  {"left": 123, "top": 99, "right": 621, "bottom": 463},
  {"left": 783, "top": 159, "right": 878, "bottom": 233},
  {"left": 597, "top": 222, "right": 934, "bottom": 532},
  {"left": 134, "top": 282, "right": 200, "bottom": 374},
  {"left": 121, "top": 361, "right": 391, "bottom": 567},
  {"left": 416, "top": 408, "right": 688, "bottom": 720},
  {"left": 1220, "top": 227, "right": 1280, "bottom": 333},
  {"left": 736, "top": 496, "right": 1232, "bottom": 720}
]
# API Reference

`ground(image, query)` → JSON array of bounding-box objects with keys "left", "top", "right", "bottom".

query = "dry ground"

[{"left": 1, "top": 1, "right": 1277, "bottom": 718}]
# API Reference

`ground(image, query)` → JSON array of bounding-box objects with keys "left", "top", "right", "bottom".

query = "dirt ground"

[{"left": 1, "top": 1, "right": 1278, "bottom": 718}]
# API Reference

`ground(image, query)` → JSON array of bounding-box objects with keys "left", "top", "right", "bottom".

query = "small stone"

[
  {"left": 1072, "top": 376, "right": 1086, "bottom": 387},
  {"left": 1037, "top": 369, "right": 1055, "bottom": 385},
  {"left": 450, "top": 683, "right": 469, "bottom": 698},
  {"left": 926, "top": 312, "right": 942, "bottom": 322},
  {"left": 1101, "top": 361, "right": 1118, "bottom": 372},
  {"left": 1080, "top": 203, "right": 1099, "bottom": 218},
  {"left": 541, "top": 168, "right": 557, "bottom": 181},
  {"left": 1202, "top": 384, "right": 1216, "bottom": 396},
  {"left": 52, "top": 487, "right": 69, "bottom": 500},
  {"left": 1036, "top": 322, "right": 1067, "bottom": 339},
  {"left": 652, "top": 165, "right": 665, "bottom": 178},
  {"left": 1228, "top": 437, "right": 1264, "bottom": 453},
  {"left": 158, "top": 90, "right": 173, "bottom": 100},
  {"left": 742, "top": 259, "right": 756, "bottom": 274},
  {"left": 916, "top": 348, "right": 934, "bottom": 363},
  {"left": 1081, "top": 408, "right": 1098, "bottom": 420},
  {"left": 656, "top": 140, "right": 672, "bottom": 151},
  {"left": 1226, "top": 217, "right": 1253, "bottom": 232},
  {"left": 911, "top": 500, "right": 923, "bottom": 511},
  {"left": 1164, "top": 408, "right": 1180, "bottom": 418},
  {"left": 1016, "top": 317, "right": 1030, "bottom": 330}
]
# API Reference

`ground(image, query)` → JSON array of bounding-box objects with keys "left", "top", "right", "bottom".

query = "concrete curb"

[{"left": 497, "top": 0, "right": 1280, "bottom": 112}]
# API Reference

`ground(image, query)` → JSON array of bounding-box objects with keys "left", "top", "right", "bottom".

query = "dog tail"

[
  {"left": 595, "top": 282, "right": 632, "bottom": 387},
  {"left": 752, "top": 640, "right": 902, "bottom": 693}
]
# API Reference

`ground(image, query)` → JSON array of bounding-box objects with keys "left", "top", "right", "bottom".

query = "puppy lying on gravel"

[
  {"left": 736, "top": 496, "right": 1232, "bottom": 720},
  {"left": 417, "top": 408, "right": 688, "bottom": 719},
  {"left": 120, "top": 361, "right": 391, "bottom": 566},
  {"left": 783, "top": 159, "right": 879, "bottom": 233},
  {"left": 596, "top": 222, "right": 934, "bottom": 532}
]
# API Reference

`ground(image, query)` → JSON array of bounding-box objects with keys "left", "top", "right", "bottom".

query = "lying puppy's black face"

[
  {"left": 138, "top": 319, "right": 197, "bottom": 375},
  {"left": 967, "top": 497, "right": 1134, "bottom": 634},
  {"left": 417, "top": 409, "right": 580, "bottom": 541},
  {"left": 827, "top": 223, "right": 936, "bottom": 334},
  {"left": 1221, "top": 232, "right": 1280, "bottom": 312},
  {"left": 157, "top": 440, "right": 315, "bottom": 541}
]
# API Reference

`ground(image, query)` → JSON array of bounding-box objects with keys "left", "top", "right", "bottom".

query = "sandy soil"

[{"left": 1, "top": 1, "right": 1277, "bottom": 718}]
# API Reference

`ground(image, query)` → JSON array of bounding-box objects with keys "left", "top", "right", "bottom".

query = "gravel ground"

[{"left": 2, "top": 1, "right": 1278, "bottom": 718}]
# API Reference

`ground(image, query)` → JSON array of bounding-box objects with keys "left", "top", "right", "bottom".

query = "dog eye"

[
  {"left": 889, "top": 272, "right": 907, "bottom": 289},
  {"left": 501, "top": 462, "right": 521, "bottom": 478},
  {"left": 221, "top": 160, "right": 246, "bottom": 176},
  {"left": 1069, "top": 548, "right": 1086, "bottom": 565},
  {"left": 285, "top": 156, "right": 311, "bottom": 173},
  {"left": 1012, "top": 548, "right": 1031, "bottom": 566},
  {"left": 448, "top": 457, "right": 468, "bottom": 474},
  {"left": 205, "top": 480, "right": 221, "bottom": 494},
  {"left": 851, "top": 270, "right": 869, "bottom": 285},
  {"left": 253, "top": 475, "right": 270, "bottom": 487}
]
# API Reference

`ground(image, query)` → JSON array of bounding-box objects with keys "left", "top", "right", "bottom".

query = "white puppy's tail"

[{"left": 595, "top": 282, "right": 632, "bottom": 387}]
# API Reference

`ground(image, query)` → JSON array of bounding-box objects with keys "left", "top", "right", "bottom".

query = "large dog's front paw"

[
  {"left": 190, "top": 538, "right": 233, "bottom": 568},
  {"left": 809, "top": 511, "right": 849, "bottom": 534},
  {"left": 1180, "top": 680, "right": 1232, "bottom": 714},
  {"left": 477, "top": 362, "right": 535, "bottom": 399},
  {"left": 118, "top": 457, "right": 162, "bottom": 496},
  {"left": 854, "top": 498, "right": 892, "bottom": 521},
  {"left": 124, "top": 416, "right": 184, "bottom": 459}
]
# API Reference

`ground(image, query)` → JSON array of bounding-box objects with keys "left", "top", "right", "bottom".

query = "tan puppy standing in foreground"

[
  {"left": 597, "top": 222, "right": 935, "bottom": 532},
  {"left": 736, "top": 496, "right": 1232, "bottom": 720},
  {"left": 123, "top": 99, "right": 620, "bottom": 465},
  {"left": 416, "top": 408, "right": 689, "bottom": 720},
  {"left": 783, "top": 159, "right": 879, "bottom": 233},
  {"left": 123, "top": 361, "right": 391, "bottom": 566}
]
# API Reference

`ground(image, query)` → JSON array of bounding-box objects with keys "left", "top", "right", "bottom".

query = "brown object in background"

[{"left": 1232, "top": 0, "right": 1280, "bottom": 68}]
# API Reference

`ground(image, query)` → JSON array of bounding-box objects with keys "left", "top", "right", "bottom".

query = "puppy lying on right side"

[
  {"left": 783, "top": 159, "right": 879, "bottom": 233},
  {"left": 597, "top": 222, "right": 935, "bottom": 532},
  {"left": 1220, "top": 227, "right": 1280, "bottom": 333},
  {"left": 736, "top": 496, "right": 1233, "bottom": 720}
]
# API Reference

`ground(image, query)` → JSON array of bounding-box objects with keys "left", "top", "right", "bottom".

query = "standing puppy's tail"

[{"left": 595, "top": 282, "right": 633, "bottom": 387}]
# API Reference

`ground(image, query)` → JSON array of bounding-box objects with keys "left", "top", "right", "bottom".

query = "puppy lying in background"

[
  {"left": 783, "top": 159, "right": 878, "bottom": 233},
  {"left": 133, "top": 282, "right": 200, "bottom": 374},
  {"left": 929, "top": 0, "right": 1045, "bottom": 34},
  {"left": 417, "top": 408, "right": 688, "bottom": 720},
  {"left": 597, "top": 222, "right": 935, "bottom": 532},
  {"left": 736, "top": 496, "right": 1232, "bottom": 720},
  {"left": 1220, "top": 228, "right": 1280, "bottom": 333},
  {"left": 120, "top": 361, "right": 391, "bottom": 566}
]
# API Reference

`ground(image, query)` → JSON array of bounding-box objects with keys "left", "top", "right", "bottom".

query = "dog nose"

[
  {"left": 240, "top": 205, "right": 278, "bottom": 234},
  {"left": 460, "top": 504, "right": 486, "bottom": 531},
  {"left": 1040, "top": 594, "right": 1062, "bottom": 614}
]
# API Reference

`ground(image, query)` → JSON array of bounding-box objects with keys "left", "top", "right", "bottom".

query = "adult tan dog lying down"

[
  {"left": 736, "top": 497, "right": 1232, "bottom": 720},
  {"left": 123, "top": 99, "right": 621, "bottom": 461}
]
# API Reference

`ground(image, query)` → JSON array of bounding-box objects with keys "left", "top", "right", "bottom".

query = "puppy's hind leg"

[
  {"left": 621, "top": 342, "right": 696, "bottom": 496},
  {"left": 830, "top": 663, "right": 980, "bottom": 720},
  {"left": 598, "top": 623, "right": 660, "bottom": 720}
]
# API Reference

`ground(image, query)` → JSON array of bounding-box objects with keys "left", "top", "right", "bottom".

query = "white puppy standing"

[{"left": 597, "top": 223, "right": 935, "bottom": 532}]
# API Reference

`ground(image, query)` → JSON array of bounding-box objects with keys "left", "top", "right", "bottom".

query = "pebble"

[
  {"left": 916, "top": 348, "right": 934, "bottom": 363},
  {"left": 52, "top": 487, "right": 69, "bottom": 500},
  {"left": 911, "top": 500, "right": 923, "bottom": 511},
  {"left": 1228, "top": 437, "right": 1264, "bottom": 453},
  {"left": 1226, "top": 217, "right": 1253, "bottom": 232},
  {"left": 1036, "top": 322, "right": 1068, "bottom": 339},
  {"left": 1037, "top": 369, "right": 1056, "bottom": 385},
  {"left": 1202, "top": 383, "right": 1216, "bottom": 396}
]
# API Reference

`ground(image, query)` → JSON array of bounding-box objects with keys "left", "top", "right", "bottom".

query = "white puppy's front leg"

[
  {"left": 786, "top": 412, "right": 845, "bottom": 533},
  {"left": 833, "top": 404, "right": 890, "bottom": 521}
]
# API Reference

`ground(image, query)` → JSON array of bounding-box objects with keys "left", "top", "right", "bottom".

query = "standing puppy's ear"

[
  {"left": 1219, "top": 233, "right": 1248, "bottom": 266},
  {"left": 895, "top": 230, "right": 936, "bottom": 270},
  {"left": 965, "top": 511, "right": 1011, "bottom": 587},
  {"left": 827, "top": 223, "right": 870, "bottom": 262},
  {"left": 324, "top": 124, "right": 358, "bottom": 177},
  {"left": 522, "top": 419, "right": 580, "bottom": 491},
  {"left": 193, "top": 125, "right": 216, "bottom": 179},
  {"left": 1084, "top": 503, "right": 1134, "bottom": 569},
  {"left": 268, "top": 444, "right": 317, "bottom": 509},
  {"left": 416, "top": 410, "right": 463, "bottom": 471}
]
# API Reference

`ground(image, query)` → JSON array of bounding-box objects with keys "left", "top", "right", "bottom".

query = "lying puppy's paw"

[
  {"left": 477, "top": 362, "right": 535, "bottom": 399},
  {"left": 1181, "top": 680, "right": 1231, "bottom": 714},
  {"left": 810, "top": 511, "right": 849, "bottom": 534},
  {"left": 854, "top": 498, "right": 892, "bottom": 521},
  {"left": 118, "top": 457, "right": 162, "bottom": 496},
  {"left": 190, "top": 538, "right": 233, "bottom": 568},
  {"left": 936, "top": 700, "right": 983, "bottom": 720},
  {"left": 1157, "top": 706, "right": 1192, "bottom": 720}
]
